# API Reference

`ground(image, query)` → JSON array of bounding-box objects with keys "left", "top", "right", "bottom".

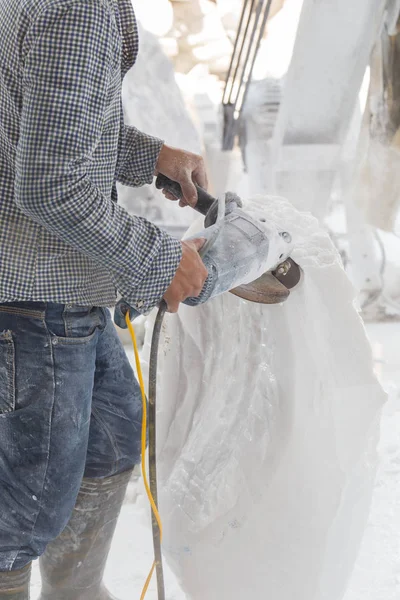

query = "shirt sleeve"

[
  {"left": 116, "top": 124, "right": 164, "bottom": 187},
  {"left": 15, "top": 0, "right": 182, "bottom": 313}
]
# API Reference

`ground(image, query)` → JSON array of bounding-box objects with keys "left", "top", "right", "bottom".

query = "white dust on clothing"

[{"left": 142, "top": 194, "right": 386, "bottom": 600}]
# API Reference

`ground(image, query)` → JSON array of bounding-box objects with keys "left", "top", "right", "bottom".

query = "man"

[{"left": 0, "top": 0, "right": 208, "bottom": 597}]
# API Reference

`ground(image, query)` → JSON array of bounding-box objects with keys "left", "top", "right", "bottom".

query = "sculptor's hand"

[
  {"left": 155, "top": 144, "right": 208, "bottom": 207},
  {"left": 163, "top": 238, "right": 208, "bottom": 313}
]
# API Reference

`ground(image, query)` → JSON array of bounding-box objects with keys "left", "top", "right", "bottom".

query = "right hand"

[
  {"left": 155, "top": 144, "right": 208, "bottom": 208},
  {"left": 163, "top": 238, "right": 208, "bottom": 312}
]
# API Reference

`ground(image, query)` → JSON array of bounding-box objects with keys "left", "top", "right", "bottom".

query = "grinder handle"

[{"left": 155, "top": 174, "right": 217, "bottom": 216}]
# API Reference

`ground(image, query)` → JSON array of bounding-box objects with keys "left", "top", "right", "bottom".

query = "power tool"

[{"left": 114, "top": 175, "right": 302, "bottom": 327}]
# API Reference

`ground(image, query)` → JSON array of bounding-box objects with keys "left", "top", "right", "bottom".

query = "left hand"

[{"left": 155, "top": 144, "right": 208, "bottom": 208}]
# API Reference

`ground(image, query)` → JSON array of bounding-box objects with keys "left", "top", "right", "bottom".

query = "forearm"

[
  {"left": 116, "top": 124, "right": 164, "bottom": 187},
  {"left": 15, "top": 168, "right": 182, "bottom": 311}
]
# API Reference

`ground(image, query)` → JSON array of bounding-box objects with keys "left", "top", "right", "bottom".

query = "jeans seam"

[
  {"left": 0, "top": 333, "right": 16, "bottom": 414},
  {"left": 8, "top": 334, "right": 15, "bottom": 413},
  {"left": 11, "top": 325, "right": 57, "bottom": 569},
  {"left": 51, "top": 330, "right": 98, "bottom": 345},
  {"left": 0, "top": 306, "right": 45, "bottom": 319}
]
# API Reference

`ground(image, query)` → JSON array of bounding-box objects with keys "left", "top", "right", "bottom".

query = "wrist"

[{"left": 154, "top": 143, "right": 168, "bottom": 175}]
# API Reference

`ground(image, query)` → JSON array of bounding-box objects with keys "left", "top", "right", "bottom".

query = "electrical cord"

[{"left": 125, "top": 301, "right": 167, "bottom": 600}]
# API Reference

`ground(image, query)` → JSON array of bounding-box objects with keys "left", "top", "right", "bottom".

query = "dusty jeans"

[{"left": 0, "top": 302, "right": 142, "bottom": 571}]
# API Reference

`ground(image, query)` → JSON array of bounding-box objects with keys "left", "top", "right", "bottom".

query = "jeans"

[{"left": 0, "top": 302, "right": 142, "bottom": 571}]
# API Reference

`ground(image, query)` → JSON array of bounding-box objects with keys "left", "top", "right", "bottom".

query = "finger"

[
  {"left": 162, "top": 189, "right": 177, "bottom": 199},
  {"left": 193, "top": 163, "right": 208, "bottom": 190},
  {"left": 180, "top": 176, "right": 198, "bottom": 207},
  {"left": 179, "top": 199, "right": 188, "bottom": 208},
  {"left": 163, "top": 191, "right": 177, "bottom": 201},
  {"left": 164, "top": 298, "right": 179, "bottom": 313},
  {"left": 188, "top": 237, "right": 207, "bottom": 252}
]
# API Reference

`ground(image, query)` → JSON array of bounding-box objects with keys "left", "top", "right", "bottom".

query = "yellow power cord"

[{"left": 125, "top": 312, "right": 163, "bottom": 600}]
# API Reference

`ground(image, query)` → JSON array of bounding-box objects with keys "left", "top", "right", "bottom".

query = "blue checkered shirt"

[{"left": 0, "top": 0, "right": 182, "bottom": 312}]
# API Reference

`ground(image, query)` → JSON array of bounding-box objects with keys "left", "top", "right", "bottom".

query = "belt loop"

[{"left": 62, "top": 304, "right": 69, "bottom": 338}]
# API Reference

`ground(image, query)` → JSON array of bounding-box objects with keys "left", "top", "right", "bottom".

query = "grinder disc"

[
  {"left": 230, "top": 272, "right": 290, "bottom": 304},
  {"left": 230, "top": 259, "right": 302, "bottom": 304}
]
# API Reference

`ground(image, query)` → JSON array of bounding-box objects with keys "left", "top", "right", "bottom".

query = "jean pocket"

[
  {"left": 50, "top": 328, "right": 99, "bottom": 345},
  {"left": 0, "top": 330, "right": 15, "bottom": 414},
  {"left": 46, "top": 306, "right": 104, "bottom": 345}
]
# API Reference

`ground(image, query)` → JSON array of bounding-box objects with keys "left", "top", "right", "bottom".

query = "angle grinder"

[{"left": 115, "top": 175, "right": 302, "bottom": 327}]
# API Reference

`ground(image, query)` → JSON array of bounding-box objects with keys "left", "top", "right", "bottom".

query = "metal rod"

[
  {"left": 223, "top": 0, "right": 264, "bottom": 148},
  {"left": 231, "top": 0, "right": 264, "bottom": 114},
  {"left": 239, "top": 0, "right": 273, "bottom": 113},
  {"left": 222, "top": 0, "right": 273, "bottom": 149},
  {"left": 222, "top": 0, "right": 252, "bottom": 104},
  {"left": 226, "top": 0, "right": 257, "bottom": 105}
]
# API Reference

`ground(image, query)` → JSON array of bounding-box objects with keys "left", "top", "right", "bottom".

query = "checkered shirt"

[{"left": 0, "top": 0, "right": 182, "bottom": 312}]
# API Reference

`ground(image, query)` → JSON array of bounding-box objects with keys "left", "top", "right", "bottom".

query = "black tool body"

[{"left": 155, "top": 174, "right": 219, "bottom": 227}]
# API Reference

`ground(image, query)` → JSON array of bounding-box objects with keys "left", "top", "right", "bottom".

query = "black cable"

[{"left": 148, "top": 300, "right": 168, "bottom": 600}]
